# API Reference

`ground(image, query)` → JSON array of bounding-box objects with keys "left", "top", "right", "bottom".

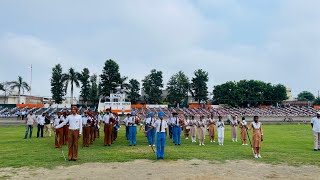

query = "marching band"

[{"left": 50, "top": 108, "right": 265, "bottom": 161}]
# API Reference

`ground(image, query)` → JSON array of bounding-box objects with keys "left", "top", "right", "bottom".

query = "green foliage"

[
  {"left": 166, "top": 71, "right": 190, "bottom": 105},
  {"left": 142, "top": 69, "right": 163, "bottom": 104},
  {"left": 99, "top": 59, "right": 121, "bottom": 96},
  {"left": 190, "top": 69, "right": 209, "bottom": 103},
  {"left": 79, "top": 68, "right": 91, "bottom": 103},
  {"left": 62, "top": 68, "right": 81, "bottom": 104},
  {"left": 313, "top": 97, "right": 320, "bottom": 106},
  {"left": 0, "top": 83, "right": 4, "bottom": 91},
  {"left": 297, "top": 91, "right": 315, "bottom": 101},
  {"left": 7, "top": 76, "right": 31, "bottom": 104},
  {"left": 213, "top": 80, "right": 288, "bottom": 107},
  {"left": 89, "top": 74, "right": 99, "bottom": 105},
  {"left": 50, "top": 64, "right": 65, "bottom": 104},
  {"left": 0, "top": 124, "right": 318, "bottom": 168},
  {"left": 128, "top": 79, "right": 140, "bottom": 104}
]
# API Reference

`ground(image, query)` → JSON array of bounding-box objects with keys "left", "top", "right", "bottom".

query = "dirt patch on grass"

[{"left": 0, "top": 159, "right": 318, "bottom": 180}]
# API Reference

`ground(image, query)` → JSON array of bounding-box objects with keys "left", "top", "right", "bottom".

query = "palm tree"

[
  {"left": 0, "top": 83, "right": 4, "bottom": 91},
  {"left": 8, "top": 76, "right": 30, "bottom": 104},
  {"left": 62, "top": 68, "right": 80, "bottom": 104}
]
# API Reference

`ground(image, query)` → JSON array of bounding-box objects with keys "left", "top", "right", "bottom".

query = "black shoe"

[
  {"left": 178, "top": 144, "right": 181, "bottom": 145},
  {"left": 72, "top": 159, "right": 77, "bottom": 161},
  {"left": 314, "top": 149, "right": 318, "bottom": 151},
  {"left": 68, "top": 159, "right": 72, "bottom": 161}
]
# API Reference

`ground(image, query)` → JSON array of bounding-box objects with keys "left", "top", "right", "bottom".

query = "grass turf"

[{"left": 0, "top": 124, "right": 318, "bottom": 168}]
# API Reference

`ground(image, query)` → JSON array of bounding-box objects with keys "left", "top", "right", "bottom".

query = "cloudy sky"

[{"left": 0, "top": 0, "right": 319, "bottom": 98}]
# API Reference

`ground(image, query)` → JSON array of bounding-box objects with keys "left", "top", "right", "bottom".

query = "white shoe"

[
  {"left": 245, "top": 144, "right": 248, "bottom": 146},
  {"left": 153, "top": 144, "right": 155, "bottom": 147},
  {"left": 186, "top": 137, "right": 189, "bottom": 140},
  {"left": 213, "top": 140, "right": 215, "bottom": 142},
  {"left": 242, "top": 144, "right": 245, "bottom": 145},
  {"left": 149, "top": 145, "right": 151, "bottom": 147},
  {"left": 254, "top": 154, "right": 258, "bottom": 158},
  {"left": 258, "top": 154, "right": 262, "bottom": 158},
  {"left": 210, "top": 140, "right": 212, "bottom": 143},
  {"left": 235, "top": 139, "right": 237, "bottom": 142},
  {"left": 199, "top": 143, "right": 201, "bottom": 146},
  {"left": 202, "top": 143, "right": 205, "bottom": 146}
]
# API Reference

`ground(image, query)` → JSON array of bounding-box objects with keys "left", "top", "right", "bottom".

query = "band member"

[
  {"left": 168, "top": 114, "right": 173, "bottom": 139},
  {"left": 124, "top": 113, "right": 130, "bottom": 140},
  {"left": 197, "top": 116, "right": 206, "bottom": 146},
  {"left": 239, "top": 117, "right": 248, "bottom": 145},
  {"left": 183, "top": 115, "right": 190, "bottom": 140},
  {"left": 44, "top": 112, "right": 52, "bottom": 137},
  {"left": 62, "top": 111, "right": 69, "bottom": 145},
  {"left": 24, "top": 111, "right": 36, "bottom": 139},
  {"left": 145, "top": 112, "right": 156, "bottom": 146},
  {"left": 103, "top": 108, "right": 114, "bottom": 146},
  {"left": 89, "top": 112, "right": 96, "bottom": 144},
  {"left": 95, "top": 112, "right": 103, "bottom": 138},
  {"left": 247, "top": 116, "right": 263, "bottom": 158},
  {"left": 55, "top": 106, "right": 82, "bottom": 161},
  {"left": 171, "top": 112, "right": 182, "bottom": 145},
  {"left": 112, "top": 112, "right": 120, "bottom": 141},
  {"left": 82, "top": 111, "right": 90, "bottom": 147},
  {"left": 190, "top": 116, "right": 197, "bottom": 143},
  {"left": 36, "top": 113, "right": 45, "bottom": 138},
  {"left": 127, "top": 111, "right": 139, "bottom": 146},
  {"left": 230, "top": 115, "right": 238, "bottom": 142},
  {"left": 53, "top": 112, "right": 64, "bottom": 148},
  {"left": 145, "top": 111, "right": 168, "bottom": 160},
  {"left": 216, "top": 116, "right": 225, "bottom": 146},
  {"left": 207, "top": 114, "right": 216, "bottom": 143}
]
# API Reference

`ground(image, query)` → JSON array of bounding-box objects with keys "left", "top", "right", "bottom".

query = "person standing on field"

[
  {"left": 24, "top": 111, "right": 36, "bottom": 139},
  {"left": 239, "top": 117, "right": 248, "bottom": 145},
  {"left": 36, "top": 113, "right": 45, "bottom": 138},
  {"left": 55, "top": 106, "right": 82, "bottom": 161},
  {"left": 247, "top": 116, "right": 263, "bottom": 158},
  {"left": 311, "top": 112, "right": 320, "bottom": 151}
]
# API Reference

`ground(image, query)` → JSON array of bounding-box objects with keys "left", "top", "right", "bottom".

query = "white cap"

[{"left": 317, "top": 112, "right": 320, "bottom": 115}]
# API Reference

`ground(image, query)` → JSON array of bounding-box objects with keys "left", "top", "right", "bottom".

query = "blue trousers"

[
  {"left": 173, "top": 126, "right": 181, "bottom": 145},
  {"left": 169, "top": 125, "right": 173, "bottom": 139},
  {"left": 146, "top": 127, "right": 155, "bottom": 145},
  {"left": 24, "top": 125, "right": 33, "bottom": 139},
  {"left": 126, "top": 126, "right": 129, "bottom": 140},
  {"left": 156, "top": 132, "right": 166, "bottom": 159},
  {"left": 129, "top": 126, "right": 137, "bottom": 145}
]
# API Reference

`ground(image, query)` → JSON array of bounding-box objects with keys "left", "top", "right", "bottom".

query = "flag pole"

[{"left": 30, "top": 64, "right": 32, "bottom": 96}]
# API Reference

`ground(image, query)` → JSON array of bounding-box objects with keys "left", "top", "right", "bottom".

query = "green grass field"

[{"left": 0, "top": 124, "right": 318, "bottom": 168}]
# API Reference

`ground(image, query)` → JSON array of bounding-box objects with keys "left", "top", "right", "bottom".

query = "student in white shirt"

[
  {"left": 145, "top": 111, "right": 168, "bottom": 160},
  {"left": 145, "top": 112, "right": 156, "bottom": 146},
  {"left": 127, "top": 111, "right": 139, "bottom": 146},
  {"left": 311, "top": 112, "right": 320, "bottom": 151},
  {"left": 55, "top": 106, "right": 82, "bottom": 161},
  {"left": 53, "top": 112, "right": 64, "bottom": 148},
  {"left": 124, "top": 113, "right": 130, "bottom": 140},
  {"left": 216, "top": 116, "right": 225, "bottom": 146},
  {"left": 103, "top": 108, "right": 114, "bottom": 146},
  {"left": 24, "top": 111, "right": 36, "bottom": 139},
  {"left": 36, "top": 113, "right": 46, "bottom": 138}
]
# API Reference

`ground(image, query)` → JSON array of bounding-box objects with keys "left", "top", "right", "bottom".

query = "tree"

[
  {"left": 212, "top": 80, "right": 287, "bottom": 107},
  {"left": 128, "top": 79, "right": 140, "bottom": 104},
  {"left": 89, "top": 74, "right": 99, "bottom": 105},
  {"left": 0, "top": 82, "right": 13, "bottom": 104},
  {"left": 0, "top": 83, "right": 4, "bottom": 91},
  {"left": 314, "top": 97, "right": 320, "bottom": 106},
  {"left": 190, "top": 69, "right": 209, "bottom": 104},
  {"left": 297, "top": 91, "right": 315, "bottom": 101},
  {"left": 99, "top": 59, "right": 121, "bottom": 96},
  {"left": 50, "top": 64, "right": 65, "bottom": 104},
  {"left": 166, "top": 71, "right": 190, "bottom": 105},
  {"left": 62, "top": 68, "right": 80, "bottom": 104},
  {"left": 142, "top": 69, "right": 163, "bottom": 104},
  {"left": 8, "top": 76, "right": 30, "bottom": 104},
  {"left": 79, "top": 68, "right": 91, "bottom": 104}
]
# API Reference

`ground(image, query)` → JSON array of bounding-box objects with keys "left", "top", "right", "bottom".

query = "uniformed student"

[
  {"left": 55, "top": 106, "right": 82, "bottom": 161},
  {"left": 103, "top": 108, "right": 114, "bottom": 146},
  {"left": 230, "top": 115, "right": 238, "bottom": 142},
  {"left": 171, "top": 112, "right": 182, "bottom": 145},
  {"left": 197, "top": 116, "right": 206, "bottom": 146},
  {"left": 216, "top": 116, "right": 225, "bottom": 146},
  {"left": 145, "top": 112, "right": 156, "bottom": 147},
  {"left": 82, "top": 111, "right": 90, "bottom": 147},
  {"left": 123, "top": 113, "right": 130, "bottom": 140},
  {"left": 190, "top": 116, "right": 197, "bottom": 143},
  {"left": 207, "top": 114, "right": 216, "bottom": 143},
  {"left": 247, "top": 116, "right": 263, "bottom": 158},
  {"left": 311, "top": 112, "right": 320, "bottom": 151},
  {"left": 53, "top": 112, "right": 64, "bottom": 148},
  {"left": 145, "top": 111, "right": 168, "bottom": 160},
  {"left": 239, "top": 117, "right": 248, "bottom": 145},
  {"left": 127, "top": 111, "right": 139, "bottom": 146}
]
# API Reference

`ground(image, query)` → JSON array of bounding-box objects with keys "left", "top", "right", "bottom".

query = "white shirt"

[
  {"left": 82, "top": 116, "right": 90, "bottom": 126},
  {"left": 53, "top": 115, "right": 63, "bottom": 126},
  {"left": 145, "top": 117, "right": 156, "bottom": 126},
  {"left": 37, "top": 116, "right": 45, "bottom": 125},
  {"left": 216, "top": 121, "right": 225, "bottom": 129},
  {"left": 311, "top": 117, "right": 320, "bottom": 133},
  {"left": 197, "top": 120, "right": 206, "bottom": 127},
  {"left": 152, "top": 119, "right": 168, "bottom": 133},
  {"left": 124, "top": 117, "right": 130, "bottom": 126},
  {"left": 56, "top": 114, "right": 83, "bottom": 135},
  {"left": 126, "top": 116, "right": 137, "bottom": 126},
  {"left": 170, "top": 117, "right": 181, "bottom": 126},
  {"left": 103, "top": 113, "right": 114, "bottom": 124},
  {"left": 26, "top": 114, "right": 36, "bottom": 125}
]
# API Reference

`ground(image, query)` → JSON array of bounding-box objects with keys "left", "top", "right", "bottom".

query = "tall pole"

[{"left": 30, "top": 64, "right": 32, "bottom": 96}]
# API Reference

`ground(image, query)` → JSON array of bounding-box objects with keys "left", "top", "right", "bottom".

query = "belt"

[
  {"left": 69, "top": 129, "right": 79, "bottom": 131},
  {"left": 157, "top": 132, "right": 165, "bottom": 133}
]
